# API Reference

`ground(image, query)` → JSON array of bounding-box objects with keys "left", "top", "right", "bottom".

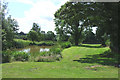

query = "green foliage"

[
  {"left": 83, "top": 29, "right": 98, "bottom": 44},
  {"left": 2, "top": 50, "right": 29, "bottom": 63},
  {"left": 1, "top": 3, "right": 19, "bottom": 50},
  {"left": 45, "top": 31, "right": 55, "bottom": 41},
  {"left": 2, "top": 50, "right": 12, "bottom": 63},
  {"left": 14, "top": 39, "right": 32, "bottom": 48},
  {"left": 50, "top": 47, "right": 62, "bottom": 55},
  {"left": 27, "top": 22, "right": 42, "bottom": 42},
  {"left": 13, "top": 39, "right": 55, "bottom": 49},
  {"left": 31, "top": 23, "right": 41, "bottom": 33},
  {"left": 27, "top": 30, "right": 38, "bottom": 42},
  {"left": 54, "top": 2, "right": 87, "bottom": 45},
  {"left": 37, "top": 41, "right": 55, "bottom": 46},
  {"left": 105, "top": 39, "right": 110, "bottom": 47},
  {"left": 28, "top": 50, "right": 62, "bottom": 62},
  {"left": 55, "top": 2, "right": 119, "bottom": 53},
  {"left": 2, "top": 44, "right": 118, "bottom": 78},
  {"left": 12, "top": 51, "right": 29, "bottom": 61},
  {"left": 15, "top": 32, "right": 27, "bottom": 40},
  {"left": 68, "top": 36, "right": 74, "bottom": 44},
  {"left": 87, "top": 3, "right": 119, "bottom": 53},
  {"left": 59, "top": 42, "right": 71, "bottom": 49}
]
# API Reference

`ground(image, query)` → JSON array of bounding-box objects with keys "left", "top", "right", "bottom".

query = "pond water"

[{"left": 16, "top": 46, "right": 51, "bottom": 53}]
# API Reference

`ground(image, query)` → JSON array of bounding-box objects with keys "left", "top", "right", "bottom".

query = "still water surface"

[{"left": 16, "top": 46, "right": 51, "bottom": 53}]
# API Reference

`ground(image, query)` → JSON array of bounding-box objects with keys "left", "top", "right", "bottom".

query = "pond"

[{"left": 16, "top": 46, "right": 51, "bottom": 53}]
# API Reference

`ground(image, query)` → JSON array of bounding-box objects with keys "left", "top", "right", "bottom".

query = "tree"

[
  {"left": 40, "top": 31, "right": 45, "bottom": 41},
  {"left": 54, "top": 2, "right": 119, "bottom": 53},
  {"left": 1, "top": 2, "right": 19, "bottom": 50},
  {"left": 54, "top": 2, "right": 90, "bottom": 45},
  {"left": 16, "top": 31, "right": 27, "bottom": 40},
  {"left": 46, "top": 31, "right": 55, "bottom": 41},
  {"left": 28, "top": 23, "right": 41, "bottom": 41},
  {"left": 31, "top": 23, "right": 41, "bottom": 33},
  {"left": 19, "top": 31, "right": 25, "bottom": 35},
  {"left": 27, "top": 30, "right": 38, "bottom": 43},
  {"left": 86, "top": 2, "right": 119, "bottom": 53},
  {"left": 55, "top": 25, "right": 69, "bottom": 41},
  {"left": 83, "top": 28, "right": 98, "bottom": 44}
]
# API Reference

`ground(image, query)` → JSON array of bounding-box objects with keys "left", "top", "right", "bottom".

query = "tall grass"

[
  {"left": 14, "top": 39, "right": 32, "bottom": 48},
  {"left": 14, "top": 39, "right": 55, "bottom": 48}
]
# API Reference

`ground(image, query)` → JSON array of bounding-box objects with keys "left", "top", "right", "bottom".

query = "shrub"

[
  {"left": 2, "top": 50, "right": 29, "bottom": 63},
  {"left": 13, "top": 41, "right": 24, "bottom": 48},
  {"left": 2, "top": 50, "right": 12, "bottom": 63},
  {"left": 29, "top": 46, "right": 62, "bottom": 62},
  {"left": 14, "top": 39, "right": 32, "bottom": 48},
  {"left": 40, "top": 51, "right": 48, "bottom": 56},
  {"left": 37, "top": 41, "right": 55, "bottom": 46},
  {"left": 105, "top": 39, "right": 110, "bottom": 47},
  {"left": 12, "top": 51, "right": 29, "bottom": 61},
  {"left": 14, "top": 39, "right": 55, "bottom": 48},
  {"left": 60, "top": 42, "right": 71, "bottom": 49},
  {"left": 50, "top": 47, "right": 61, "bottom": 55}
]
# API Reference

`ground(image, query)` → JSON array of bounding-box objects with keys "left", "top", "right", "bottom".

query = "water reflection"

[
  {"left": 40, "top": 48, "right": 49, "bottom": 52},
  {"left": 17, "top": 46, "right": 51, "bottom": 53},
  {"left": 19, "top": 48, "right": 30, "bottom": 53}
]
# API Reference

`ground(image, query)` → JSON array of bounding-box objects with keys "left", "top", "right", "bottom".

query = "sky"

[
  {"left": 3, "top": 0, "right": 96, "bottom": 34},
  {"left": 3, "top": 0, "right": 68, "bottom": 33}
]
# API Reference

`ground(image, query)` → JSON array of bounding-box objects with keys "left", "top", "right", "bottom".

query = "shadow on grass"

[
  {"left": 79, "top": 44, "right": 102, "bottom": 48},
  {"left": 73, "top": 50, "right": 119, "bottom": 67}
]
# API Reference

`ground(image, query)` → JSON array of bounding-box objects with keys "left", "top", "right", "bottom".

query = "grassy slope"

[{"left": 2, "top": 44, "right": 118, "bottom": 78}]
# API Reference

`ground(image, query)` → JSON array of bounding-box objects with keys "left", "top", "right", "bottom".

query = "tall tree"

[
  {"left": 54, "top": 2, "right": 119, "bottom": 53},
  {"left": 86, "top": 2, "right": 119, "bottom": 53},
  {"left": 54, "top": 2, "right": 89, "bottom": 45},
  {"left": 28, "top": 22, "right": 41, "bottom": 41},
  {"left": 31, "top": 23, "right": 41, "bottom": 33},
  {"left": 1, "top": 2, "right": 19, "bottom": 50}
]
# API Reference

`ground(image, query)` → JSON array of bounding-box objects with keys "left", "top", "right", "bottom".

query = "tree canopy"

[
  {"left": 1, "top": 2, "right": 19, "bottom": 50},
  {"left": 54, "top": 2, "right": 119, "bottom": 53},
  {"left": 54, "top": 2, "right": 96, "bottom": 45}
]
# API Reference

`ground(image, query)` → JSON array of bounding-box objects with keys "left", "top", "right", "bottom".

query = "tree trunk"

[
  {"left": 75, "top": 35, "right": 79, "bottom": 46},
  {"left": 74, "top": 23, "right": 79, "bottom": 46},
  {"left": 74, "top": 23, "right": 84, "bottom": 46}
]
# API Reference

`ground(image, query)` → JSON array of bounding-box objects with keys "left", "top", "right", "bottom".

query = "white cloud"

[
  {"left": 14, "top": 0, "right": 68, "bottom": 33},
  {"left": 5, "top": 0, "right": 35, "bottom": 5}
]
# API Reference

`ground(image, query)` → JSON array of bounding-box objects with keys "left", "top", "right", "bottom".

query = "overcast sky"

[{"left": 3, "top": 0, "right": 96, "bottom": 33}]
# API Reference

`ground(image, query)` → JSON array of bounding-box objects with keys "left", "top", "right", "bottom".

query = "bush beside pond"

[
  {"left": 2, "top": 47, "right": 62, "bottom": 63},
  {"left": 59, "top": 41, "right": 72, "bottom": 49},
  {"left": 2, "top": 51, "right": 29, "bottom": 63},
  {"left": 2, "top": 40, "right": 71, "bottom": 63},
  {"left": 28, "top": 47, "right": 62, "bottom": 62},
  {"left": 2, "top": 51, "right": 12, "bottom": 63},
  {"left": 12, "top": 51, "right": 29, "bottom": 61},
  {"left": 36, "top": 41, "right": 55, "bottom": 46}
]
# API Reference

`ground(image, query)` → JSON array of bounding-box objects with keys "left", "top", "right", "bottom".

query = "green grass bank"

[{"left": 2, "top": 44, "right": 118, "bottom": 78}]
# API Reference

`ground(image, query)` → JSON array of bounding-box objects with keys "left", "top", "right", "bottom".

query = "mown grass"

[{"left": 2, "top": 44, "right": 118, "bottom": 78}]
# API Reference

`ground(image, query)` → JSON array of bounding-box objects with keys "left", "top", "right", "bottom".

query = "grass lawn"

[{"left": 2, "top": 44, "right": 118, "bottom": 78}]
